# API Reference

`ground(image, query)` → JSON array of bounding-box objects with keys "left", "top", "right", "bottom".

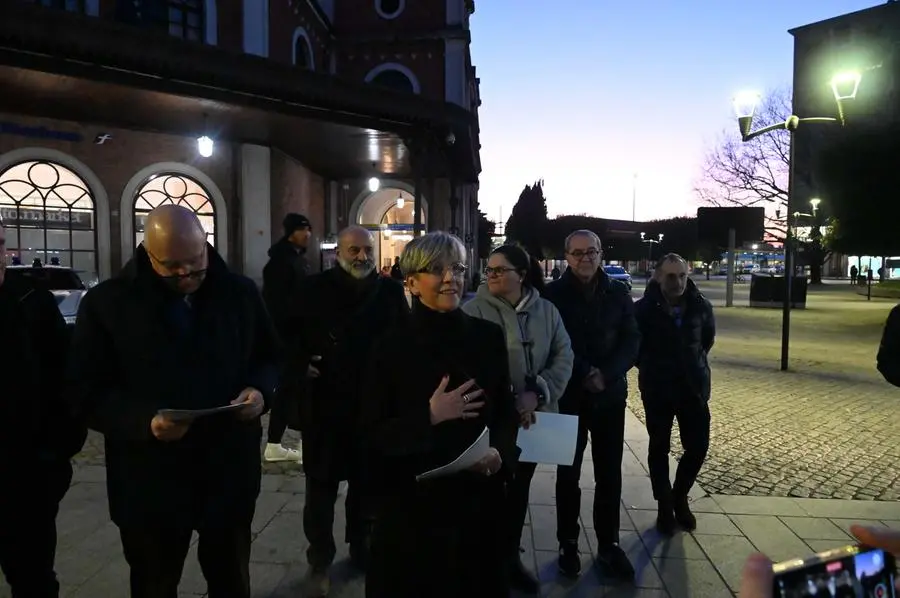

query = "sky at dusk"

[{"left": 469, "top": 0, "right": 879, "bottom": 225}]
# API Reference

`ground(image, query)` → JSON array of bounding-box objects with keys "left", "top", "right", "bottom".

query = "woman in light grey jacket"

[{"left": 463, "top": 244, "right": 574, "bottom": 594}]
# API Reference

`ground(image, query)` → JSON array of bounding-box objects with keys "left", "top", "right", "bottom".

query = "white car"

[{"left": 5, "top": 262, "right": 87, "bottom": 326}]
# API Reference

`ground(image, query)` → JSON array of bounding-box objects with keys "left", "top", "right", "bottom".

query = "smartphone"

[{"left": 773, "top": 544, "right": 896, "bottom": 598}]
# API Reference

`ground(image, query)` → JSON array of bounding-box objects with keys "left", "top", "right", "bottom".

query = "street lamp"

[
  {"left": 640, "top": 232, "right": 664, "bottom": 267},
  {"left": 733, "top": 72, "right": 860, "bottom": 372}
]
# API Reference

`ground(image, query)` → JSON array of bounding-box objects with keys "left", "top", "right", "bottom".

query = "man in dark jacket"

[
  {"left": 67, "top": 205, "right": 278, "bottom": 598},
  {"left": 877, "top": 303, "right": 900, "bottom": 387},
  {"left": 634, "top": 253, "right": 715, "bottom": 535},
  {"left": 285, "top": 225, "right": 409, "bottom": 597},
  {"left": 261, "top": 213, "right": 311, "bottom": 463},
  {"left": 544, "top": 229, "right": 640, "bottom": 582},
  {"left": 0, "top": 221, "right": 85, "bottom": 598}
]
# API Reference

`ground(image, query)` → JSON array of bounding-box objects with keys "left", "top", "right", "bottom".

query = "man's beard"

[{"left": 338, "top": 256, "right": 375, "bottom": 280}]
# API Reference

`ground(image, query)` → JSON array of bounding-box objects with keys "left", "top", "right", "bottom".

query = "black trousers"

[
  {"left": 507, "top": 460, "right": 538, "bottom": 554},
  {"left": 303, "top": 475, "right": 371, "bottom": 569},
  {"left": 0, "top": 462, "right": 73, "bottom": 598},
  {"left": 643, "top": 397, "right": 711, "bottom": 502},
  {"left": 556, "top": 400, "right": 626, "bottom": 547},
  {"left": 118, "top": 522, "right": 252, "bottom": 598}
]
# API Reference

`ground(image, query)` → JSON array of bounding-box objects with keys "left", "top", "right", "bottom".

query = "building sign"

[
  {"left": 0, "top": 121, "right": 83, "bottom": 143},
  {"left": 0, "top": 206, "right": 94, "bottom": 230}
]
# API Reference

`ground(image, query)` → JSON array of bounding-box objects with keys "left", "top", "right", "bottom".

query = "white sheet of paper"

[
  {"left": 157, "top": 403, "right": 246, "bottom": 422},
  {"left": 516, "top": 412, "right": 579, "bottom": 466},
  {"left": 416, "top": 426, "right": 490, "bottom": 482}
]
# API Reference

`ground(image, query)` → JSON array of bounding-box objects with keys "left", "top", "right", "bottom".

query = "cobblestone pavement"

[{"left": 628, "top": 283, "right": 900, "bottom": 501}]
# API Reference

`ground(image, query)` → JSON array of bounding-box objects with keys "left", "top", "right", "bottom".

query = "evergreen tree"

[{"left": 505, "top": 180, "right": 549, "bottom": 259}]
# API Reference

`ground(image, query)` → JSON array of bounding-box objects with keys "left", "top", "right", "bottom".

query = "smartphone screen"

[{"left": 773, "top": 545, "right": 896, "bottom": 598}]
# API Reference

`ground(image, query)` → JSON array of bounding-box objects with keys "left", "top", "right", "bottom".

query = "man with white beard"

[{"left": 283, "top": 226, "right": 409, "bottom": 597}]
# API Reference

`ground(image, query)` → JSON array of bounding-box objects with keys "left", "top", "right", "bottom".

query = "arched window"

[
  {"left": 0, "top": 160, "right": 97, "bottom": 278},
  {"left": 292, "top": 27, "right": 314, "bottom": 70},
  {"left": 133, "top": 173, "right": 216, "bottom": 247},
  {"left": 365, "top": 64, "right": 421, "bottom": 94},
  {"left": 375, "top": 0, "right": 405, "bottom": 19},
  {"left": 167, "top": 0, "right": 205, "bottom": 42}
]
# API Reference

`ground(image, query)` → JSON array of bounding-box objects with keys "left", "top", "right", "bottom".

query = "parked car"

[
  {"left": 603, "top": 265, "right": 633, "bottom": 290},
  {"left": 4, "top": 261, "right": 87, "bottom": 327}
]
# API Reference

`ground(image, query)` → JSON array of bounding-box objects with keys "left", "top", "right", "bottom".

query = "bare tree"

[{"left": 695, "top": 88, "right": 791, "bottom": 241}]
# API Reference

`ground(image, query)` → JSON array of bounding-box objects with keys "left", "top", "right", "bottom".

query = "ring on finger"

[{"left": 463, "top": 393, "right": 471, "bottom": 404}]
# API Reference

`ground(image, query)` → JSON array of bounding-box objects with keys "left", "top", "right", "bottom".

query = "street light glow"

[
  {"left": 367, "top": 177, "right": 380, "bottom": 193},
  {"left": 831, "top": 71, "right": 862, "bottom": 101},
  {"left": 809, "top": 198, "right": 821, "bottom": 212},
  {"left": 732, "top": 91, "right": 762, "bottom": 119}
]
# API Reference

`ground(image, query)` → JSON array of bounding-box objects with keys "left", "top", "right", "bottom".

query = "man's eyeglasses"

[
  {"left": 145, "top": 245, "right": 207, "bottom": 280},
  {"left": 417, "top": 262, "right": 468, "bottom": 278},
  {"left": 484, "top": 266, "right": 516, "bottom": 277},
  {"left": 568, "top": 248, "right": 600, "bottom": 260}
]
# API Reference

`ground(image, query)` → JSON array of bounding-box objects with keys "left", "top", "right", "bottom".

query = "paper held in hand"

[
  {"left": 416, "top": 426, "right": 490, "bottom": 482},
  {"left": 516, "top": 412, "right": 579, "bottom": 466},
  {"left": 157, "top": 403, "right": 246, "bottom": 422}
]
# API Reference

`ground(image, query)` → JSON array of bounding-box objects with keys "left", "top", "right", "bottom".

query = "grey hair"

[
  {"left": 564, "top": 229, "right": 602, "bottom": 253},
  {"left": 400, "top": 231, "right": 466, "bottom": 277},
  {"left": 337, "top": 225, "right": 374, "bottom": 246},
  {"left": 656, "top": 252, "right": 688, "bottom": 269}
]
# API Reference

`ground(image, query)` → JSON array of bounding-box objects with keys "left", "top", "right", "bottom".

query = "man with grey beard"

[{"left": 284, "top": 225, "right": 409, "bottom": 597}]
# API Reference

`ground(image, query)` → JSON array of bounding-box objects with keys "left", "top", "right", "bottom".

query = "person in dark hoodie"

[
  {"left": 261, "top": 213, "right": 311, "bottom": 463},
  {"left": 0, "top": 219, "right": 86, "bottom": 598},
  {"left": 634, "top": 253, "right": 715, "bottom": 535},
  {"left": 877, "top": 303, "right": 900, "bottom": 387},
  {"left": 67, "top": 205, "right": 278, "bottom": 598}
]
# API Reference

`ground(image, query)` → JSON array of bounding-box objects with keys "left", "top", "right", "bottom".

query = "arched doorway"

[
  {"left": 356, "top": 188, "right": 425, "bottom": 269},
  {"left": 132, "top": 172, "right": 216, "bottom": 248},
  {"left": 0, "top": 160, "right": 99, "bottom": 283}
]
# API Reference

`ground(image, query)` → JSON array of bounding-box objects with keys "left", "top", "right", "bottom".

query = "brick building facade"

[{"left": 0, "top": 0, "right": 481, "bottom": 284}]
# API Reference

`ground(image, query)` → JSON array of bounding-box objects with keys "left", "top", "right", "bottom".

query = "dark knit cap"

[{"left": 283, "top": 213, "right": 311, "bottom": 236}]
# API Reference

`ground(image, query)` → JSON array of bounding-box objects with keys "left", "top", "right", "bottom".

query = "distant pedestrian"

[
  {"left": 634, "top": 253, "right": 715, "bottom": 535},
  {"left": 390, "top": 256, "right": 403, "bottom": 281},
  {"left": 0, "top": 219, "right": 86, "bottom": 598},
  {"left": 261, "top": 213, "right": 312, "bottom": 464},
  {"left": 551, "top": 265, "right": 561, "bottom": 280},
  {"left": 68, "top": 205, "right": 279, "bottom": 598},
  {"left": 544, "top": 229, "right": 641, "bottom": 582},
  {"left": 877, "top": 303, "right": 900, "bottom": 387},
  {"left": 850, "top": 264, "right": 858, "bottom": 285}
]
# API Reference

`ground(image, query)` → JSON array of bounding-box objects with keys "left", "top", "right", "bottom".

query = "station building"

[{"left": 0, "top": 0, "right": 482, "bottom": 284}]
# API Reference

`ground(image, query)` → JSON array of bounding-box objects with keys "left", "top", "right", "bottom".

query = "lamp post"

[
  {"left": 640, "top": 232, "right": 664, "bottom": 269},
  {"left": 733, "top": 72, "right": 860, "bottom": 372}
]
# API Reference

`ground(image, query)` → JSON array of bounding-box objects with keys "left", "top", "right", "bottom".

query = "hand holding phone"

[{"left": 739, "top": 525, "right": 899, "bottom": 598}]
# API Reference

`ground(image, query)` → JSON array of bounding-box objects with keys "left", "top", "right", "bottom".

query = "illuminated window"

[
  {"left": 133, "top": 173, "right": 216, "bottom": 247},
  {"left": 0, "top": 160, "right": 97, "bottom": 278}
]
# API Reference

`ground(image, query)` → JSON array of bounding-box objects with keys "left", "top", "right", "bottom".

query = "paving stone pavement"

[
  {"left": 5, "top": 410, "right": 899, "bottom": 598},
  {"left": 628, "top": 282, "right": 900, "bottom": 501}
]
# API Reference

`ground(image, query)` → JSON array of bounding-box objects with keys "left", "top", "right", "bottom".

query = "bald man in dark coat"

[{"left": 68, "top": 205, "right": 279, "bottom": 598}]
